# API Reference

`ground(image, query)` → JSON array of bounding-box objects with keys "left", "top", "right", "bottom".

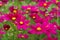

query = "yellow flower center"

[
  {"left": 13, "top": 9, "right": 17, "bottom": 13},
  {"left": 5, "top": 28, "right": 8, "bottom": 30},
  {"left": 20, "top": 21, "right": 24, "bottom": 25},
  {"left": 37, "top": 27, "right": 41, "bottom": 31},
  {"left": 56, "top": 0, "right": 58, "bottom": 3},
  {"left": 0, "top": 4, "right": 2, "bottom": 6},
  {"left": 43, "top": 3, "right": 47, "bottom": 7},
  {"left": 45, "top": 13, "right": 49, "bottom": 16},
  {"left": 26, "top": 11, "right": 29, "bottom": 13},
  {"left": 27, "top": 7, "right": 31, "bottom": 10},
  {"left": 12, "top": 17, "right": 16, "bottom": 20},
  {"left": 21, "top": 35, "right": 24, "bottom": 38},
  {"left": 32, "top": 16, "right": 36, "bottom": 19}
]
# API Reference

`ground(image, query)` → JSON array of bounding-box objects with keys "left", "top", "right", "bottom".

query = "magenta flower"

[
  {"left": 0, "top": 1, "right": 3, "bottom": 7},
  {"left": 18, "top": 33, "right": 28, "bottom": 39},
  {"left": 0, "top": 0, "right": 8, "bottom": 6},
  {"left": 43, "top": 22, "right": 57, "bottom": 37},
  {"left": 29, "top": 13, "right": 40, "bottom": 19},
  {"left": 43, "top": 37, "right": 58, "bottom": 40},
  {"left": 9, "top": 6, "right": 18, "bottom": 13},
  {"left": 0, "top": 29, "right": 6, "bottom": 38},
  {"left": 28, "top": 23, "right": 44, "bottom": 35},
  {"left": 0, "top": 16, "right": 4, "bottom": 23},
  {"left": 3, "top": 24, "right": 10, "bottom": 31},
  {"left": 4, "top": 13, "right": 25, "bottom": 22},
  {"left": 38, "top": 2, "right": 52, "bottom": 8},
  {"left": 2, "top": 0, "right": 8, "bottom": 3},
  {"left": 21, "top": 5, "right": 38, "bottom": 14},
  {"left": 32, "top": 0, "right": 46, "bottom": 2},
  {"left": 14, "top": 19, "right": 30, "bottom": 30},
  {"left": 49, "top": 0, "right": 58, "bottom": 3}
]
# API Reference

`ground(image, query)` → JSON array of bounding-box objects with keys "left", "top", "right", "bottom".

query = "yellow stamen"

[
  {"left": 21, "top": 35, "right": 24, "bottom": 38},
  {"left": 20, "top": 21, "right": 24, "bottom": 25},
  {"left": 45, "top": 13, "right": 49, "bottom": 16},
  {"left": 26, "top": 11, "right": 29, "bottom": 13},
  {"left": 56, "top": 0, "right": 58, "bottom": 3},
  {"left": 27, "top": 7, "right": 31, "bottom": 10},
  {"left": 43, "top": 3, "right": 47, "bottom": 7},
  {"left": 5, "top": 28, "right": 8, "bottom": 30},
  {"left": 13, "top": 9, "right": 17, "bottom": 13},
  {"left": 0, "top": 4, "right": 2, "bottom": 6},
  {"left": 12, "top": 17, "right": 16, "bottom": 20},
  {"left": 32, "top": 16, "right": 36, "bottom": 19},
  {"left": 37, "top": 27, "right": 41, "bottom": 31}
]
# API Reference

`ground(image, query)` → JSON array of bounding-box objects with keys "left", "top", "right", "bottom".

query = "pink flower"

[
  {"left": 0, "top": 16, "right": 4, "bottom": 23},
  {"left": 32, "top": 0, "right": 46, "bottom": 2},
  {"left": 49, "top": 0, "right": 58, "bottom": 3},
  {"left": 3, "top": 24, "right": 10, "bottom": 31},
  {"left": 18, "top": 33, "right": 28, "bottom": 39},
  {"left": 14, "top": 19, "right": 30, "bottom": 30},
  {"left": 9, "top": 6, "right": 18, "bottom": 13},
  {"left": 29, "top": 13, "right": 40, "bottom": 19},
  {"left": 2, "top": 0, "right": 8, "bottom": 4},
  {"left": 0, "top": 29, "right": 6, "bottom": 38},
  {"left": 21, "top": 5, "right": 38, "bottom": 14},
  {"left": 38, "top": 2, "right": 52, "bottom": 8},
  {"left": 43, "top": 37, "right": 58, "bottom": 40},
  {"left": 0, "top": 1, "right": 3, "bottom": 7},
  {"left": 43, "top": 22, "right": 57, "bottom": 37},
  {"left": 4, "top": 13, "right": 25, "bottom": 22},
  {"left": 28, "top": 23, "right": 44, "bottom": 35}
]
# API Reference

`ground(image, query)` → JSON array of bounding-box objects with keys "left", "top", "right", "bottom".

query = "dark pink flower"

[
  {"left": 0, "top": 1, "right": 3, "bottom": 7},
  {"left": 43, "top": 23, "right": 57, "bottom": 37},
  {"left": 28, "top": 23, "right": 44, "bottom": 35},
  {"left": 38, "top": 2, "right": 52, "bottom": 8},
  {"left": 49, "top": 0, "right": 58, "bottom": 4},
  {"left": 0, "top": 29, "right": 6, "bottom": 38},
  {"left": 21, "top": 5, "right": 38, "bottom": 14},
  {"left": 43, "top": 37, "right": 58, "bottom": 40},
  {"left": 9, "top": 6, "right": 18, "bottom": 13},
  {"left": 14, "top": 19, "right": 30, "bottom": 30},
  {"left": 2, "top": 0, "right": 8, "bottom": 3},
  {"left": 3, "top": 24, "right": 10, "bottom": 31},
  {"left": 0, "top": 16, "right": 4, "bottom": 23},
  {"left": 18, "top": 33, "right": 28, "bottom": 39},
  {"left": 4, "top": 13, "right": 25, "bottom": 22},
  {"left": 32, "top": 0, "right": 46, "bottom": 2}
]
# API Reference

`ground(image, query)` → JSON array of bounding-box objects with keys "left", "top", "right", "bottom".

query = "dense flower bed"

[{"left": 0, "top": 0, "right": 60, "bottom": 40}]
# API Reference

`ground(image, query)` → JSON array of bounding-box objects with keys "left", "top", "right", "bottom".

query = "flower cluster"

[{"left": 0, "top": 0, "right": 60, "bottom": 40}]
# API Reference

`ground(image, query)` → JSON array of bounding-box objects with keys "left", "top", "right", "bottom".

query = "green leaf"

[{"left": 25, "top": 0, "right": 31, "bottom": 4}]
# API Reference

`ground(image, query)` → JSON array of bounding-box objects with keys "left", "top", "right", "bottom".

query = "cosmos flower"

[
  {"left": 4, "top": 13, "right": 25, "bottom": 22},
  {"left": 49, "top": 0, "right": 59, "bottom": 3},
  {"left": 0, "top": 16, "right": 4, "bottom": 23},
  {"left": 9, "top": 6, "right": 18, "bottom": 13},
  {"left": 38, "top": 2, "right": 52, "bottom": 8},
  {"left": 28, "top": 23, "right": 44, "bottom": 35},
  {"left": 21, "top": 5, "right": 38, "bottom": 14},
  {"left": 0, "top": 1, "right": 3, "bottom": 7},
  {"left": 0, "top": 29, "right": 6, "bottom": 38},
  {"left": 2, "top": 0, "right": 8, "bottom": 4},
  {"left": 32, "top": 0, "right": 46, "bottom": 2},
  {"left": 43, "top": 37, "right": 58, "bottom": 40},
  {"left": 17, "top": 33, "right": 28, "bottom": 39},
  {"left": 14, "top": 18, "right": 30, "bottom": 30},
  {"left": 29, "top": 13, "right": 40, "bottom": 19},
  {"left": 3, "top": 24, "right": 10, "bottom": 31},
  {"left": 42, "top": 22, "right": 57, "bottom": 37}
]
